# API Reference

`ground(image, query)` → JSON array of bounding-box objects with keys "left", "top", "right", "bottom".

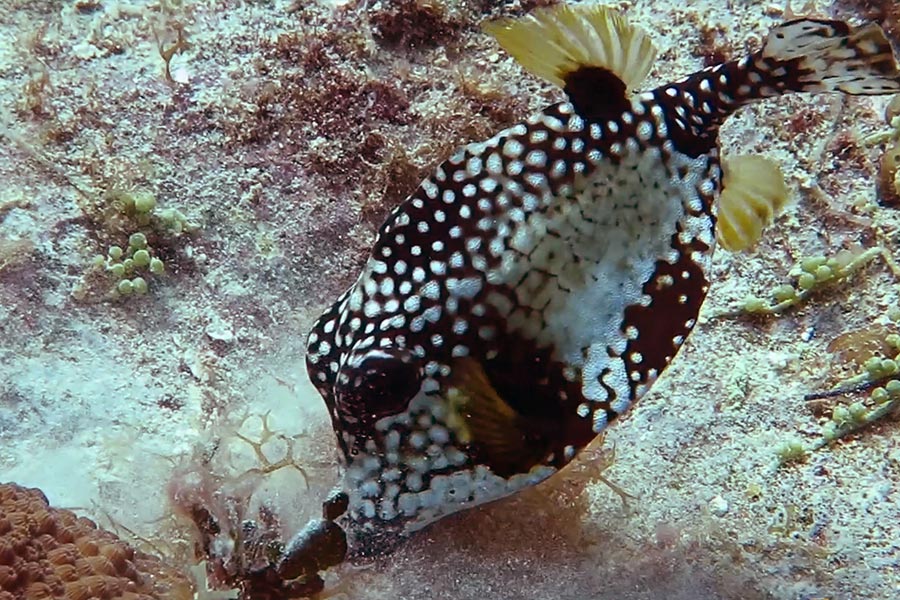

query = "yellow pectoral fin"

[
  {"left": 483, "top": 4, "right": 657, "bottom": 93},
  {"left": 716, "top": 155, "right": 789, "bottom": 252},
  {"left": 447, "top": 358, "right": 548, "bottom": 476}
]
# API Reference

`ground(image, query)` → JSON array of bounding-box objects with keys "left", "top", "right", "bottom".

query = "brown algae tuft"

[{"left": 163, "top": 412, "right": 343, "bottom": 599}]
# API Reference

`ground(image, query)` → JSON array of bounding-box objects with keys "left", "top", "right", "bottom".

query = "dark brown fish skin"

[{"left": 305, "top": 17, "right": 900, "bottom": 554}]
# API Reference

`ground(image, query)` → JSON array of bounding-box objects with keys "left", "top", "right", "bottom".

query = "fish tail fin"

[
  {"left": 663, "top": 19, "right": 899, "bottom": 147},
  {"left": 759, "top": 19, "right": 900, "bottom": 95}
]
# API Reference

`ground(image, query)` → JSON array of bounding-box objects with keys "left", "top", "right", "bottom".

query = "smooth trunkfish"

[{"left": 302, "top": 3, "right": 900, "bottom": 559}]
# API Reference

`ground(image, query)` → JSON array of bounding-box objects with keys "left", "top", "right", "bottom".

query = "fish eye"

[{"left": 338, "top": 349, "right": 422, "bottom": 424}]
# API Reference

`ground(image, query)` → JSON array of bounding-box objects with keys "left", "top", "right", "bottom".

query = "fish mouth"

[
  {"left": 277, "top": 518, "right": 348, "bottom": 579},
  {"left": 274, "top": 490, "right": 410, "bottom": 568}
]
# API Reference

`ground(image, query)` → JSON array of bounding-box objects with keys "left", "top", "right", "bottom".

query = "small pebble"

[
  {"left": 709, "top": 495, "right": 729, "bottom": 517},
  {"left": 206, "top": 317, "right": 235, "bottom": 343}
]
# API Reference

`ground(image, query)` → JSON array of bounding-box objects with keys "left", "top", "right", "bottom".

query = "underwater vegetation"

[
  {"left": 2, "top": 1, "right": 900, "bottom": 600},
  {"left": 72, "top": 190, "right": 198, "bottom": 302},
  {"left": 162, "top": 412, "right": 340, "bottom": 599},
  {"left": 873, "top": 94, "right": 900, "bottom": 206}
]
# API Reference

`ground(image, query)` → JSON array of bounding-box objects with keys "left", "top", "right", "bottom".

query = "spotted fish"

[{"left": 305, "top": 5, "right": 900, "bottom": 553}]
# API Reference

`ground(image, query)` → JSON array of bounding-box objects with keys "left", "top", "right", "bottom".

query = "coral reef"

[{"left": 0, "top": 482, "right": 192, "bottom": 600}]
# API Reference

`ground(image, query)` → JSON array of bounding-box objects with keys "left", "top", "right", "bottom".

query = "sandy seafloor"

[{"left": 1, "top": 0, "right": 900, "bottom": 599}]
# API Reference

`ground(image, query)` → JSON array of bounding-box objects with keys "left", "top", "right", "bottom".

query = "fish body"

[{"left": 305, "top": 6, "right": 900, "bottom": 553}]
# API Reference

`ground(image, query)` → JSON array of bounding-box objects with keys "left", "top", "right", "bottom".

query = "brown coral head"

[{"left": 0, "top": 482, "right": 192, "bottom": 600}]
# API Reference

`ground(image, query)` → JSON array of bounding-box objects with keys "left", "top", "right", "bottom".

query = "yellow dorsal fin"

[
  {"left": 716, "top": 155, "right": 790, "bottom": 252},
  {"left": 446, "top": 358, "right": 547, "bottom": 477},
  {"left": 483, "top": 4, "right": 657, "bottom": 92}
]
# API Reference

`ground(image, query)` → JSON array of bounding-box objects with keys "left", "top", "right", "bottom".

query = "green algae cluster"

[
  {"left": 714, "top": 244, "right": 900, "bottom": 465},
  {"left": 737, "top": 247, "right": 886, "bottom": 316},
  {"left": 772, "top": 316, "right": 900, "bottom": 466},
  {"left": 76, "top": 189, "right": 198, "bottom": 300},
  {"left": 811, "top": 330, "right": 900, "bottom": 451},
  {"left": 93, "top": 230, "right": 164, "bottom": 297}
]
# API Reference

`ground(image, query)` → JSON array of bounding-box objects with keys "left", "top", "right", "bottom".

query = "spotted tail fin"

[
  {"left": 656, "top": 19, "right": 899, "bottom": 156},
  {"left": 761, "top": 19, "right": 900, "bottom": 95}
]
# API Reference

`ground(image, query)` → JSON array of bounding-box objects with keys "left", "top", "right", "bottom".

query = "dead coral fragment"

[{"left": 0, "top": 482, "right": 193, "bottom": 600}]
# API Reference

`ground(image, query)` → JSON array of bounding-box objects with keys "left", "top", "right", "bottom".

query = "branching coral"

[{"left": 0, "top": 482, "right": 193, "bottom": 600}]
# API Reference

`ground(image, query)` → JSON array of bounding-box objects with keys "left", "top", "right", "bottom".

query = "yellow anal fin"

[
  {"left": 447, "top": 358, "right": 548, "bottom": 477},
  {"left": 483, "top": 4, "right": 657, "bottom": 93},
  {"left": 716, "top": 155, "right": 790, "bottom": 253}
]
